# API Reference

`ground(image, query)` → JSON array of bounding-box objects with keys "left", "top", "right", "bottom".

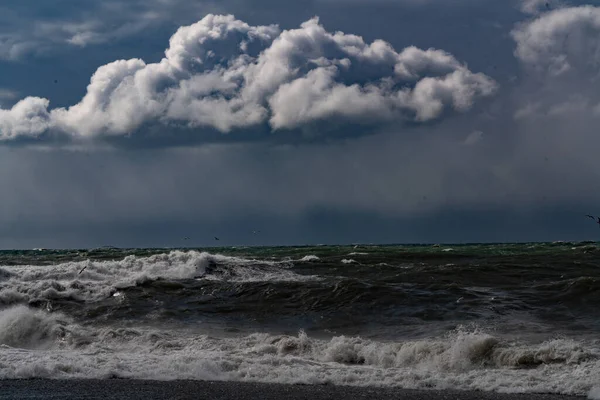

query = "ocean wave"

[
  {"left": 0, "top": 305, "right": 75, "bottom": 349},
  {"left": 0, "top": 251, "right": 315, "bottom": 306},
  {"left": 0, "top": 306, "right": 598, "bottom": 396},
  {"left": 298, "top": 255, "right": 320, "bottom": 262},
  {"left": 589, "top": 386, "right": 600, "bottom": 400},
  {"left": 531, "top": 276, "right": 600, "bottom": 305}
]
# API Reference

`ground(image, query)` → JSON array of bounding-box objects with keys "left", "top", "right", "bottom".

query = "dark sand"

[{"left": 0, "top": 380, "right": 583, "bottom": 400}]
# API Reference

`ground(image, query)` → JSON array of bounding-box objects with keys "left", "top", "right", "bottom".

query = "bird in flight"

[
  {"left": 183, "top": 236, "right": 190, "bottom": 240},
  {"left": 586, "top": 215, "right": 600, "bottom": 226},
  {"left": 214, "top": 236, "right": 220, "bottom": 241}
]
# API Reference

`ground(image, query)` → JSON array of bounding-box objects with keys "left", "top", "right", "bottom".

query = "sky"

[{"left": 1, "top": 0, "right": 600, "bottom": 248}]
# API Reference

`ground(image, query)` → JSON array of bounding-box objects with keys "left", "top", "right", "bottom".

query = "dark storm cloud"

[{"left": 1, "top": 120, "right": 598, "bottom": 249}]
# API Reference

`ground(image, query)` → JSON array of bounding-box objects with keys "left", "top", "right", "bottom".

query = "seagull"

[
  {"left": 214, "top": 236, "right": 220, "bottom": 241},
  {"left": 252, "top": 230, "right": 260, "bottom": 234},
  {"left": 586, "top": 215, "right": 600, "bottom": 226},
  {"left": 183, "top": 236, "right": 190, "bottom": 240}
]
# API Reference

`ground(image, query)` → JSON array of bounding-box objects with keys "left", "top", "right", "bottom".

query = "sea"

[{"left": 0, "top": 243, "right": 599, "bottom": 397}]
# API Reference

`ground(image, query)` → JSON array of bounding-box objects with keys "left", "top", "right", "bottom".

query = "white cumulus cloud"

[
  {"left": 511, "top": 6, "right": 600, "bottom": 119},
  {"left": 512, "top": 5, "right": 600, "bottom": 76},
  {"left": 0, "top": 14, "right": 497, "bottom": 142},
  {"left": 0, "top": 98, "right": 52, "bottom": 140}
]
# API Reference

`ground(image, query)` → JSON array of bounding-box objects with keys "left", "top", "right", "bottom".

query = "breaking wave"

[
  {"left": 298, "top": 255, "right": 320, "bottom": 262},
  {"left": 0, "top": 251, "right": 315, "bottom": 306},
  {"left": 0, "top": 305, "right": 598, "bottom": 397}
]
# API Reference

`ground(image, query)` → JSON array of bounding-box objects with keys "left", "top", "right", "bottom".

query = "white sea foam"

[
  {"left": 341, "top": 259, "right": 356, "bottom": 264},
  {"left": 298, "top": 255, "right": 320, "bottom": 262},
  {"left": 0, "top": 251, "right": 315, "bottom": 305},
  {"left": 0, "top": 305, "right": 598, "bottom": 397},
  {"left": 589, "top": 386, "right": 600, "bottom": 399}
]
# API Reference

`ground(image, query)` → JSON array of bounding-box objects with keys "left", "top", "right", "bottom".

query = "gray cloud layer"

[
  {"left": 0, "top": 0, "right": 223, "bottom": 60},
  {"left": 0, "top": 14, "right": 497, "bottom": 142}
]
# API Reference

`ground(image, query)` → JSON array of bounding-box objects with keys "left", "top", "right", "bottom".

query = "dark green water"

[{"left": 1, "top": 242, "right": 599, "bottom": 338}]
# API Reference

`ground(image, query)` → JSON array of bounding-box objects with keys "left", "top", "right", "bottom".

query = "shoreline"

[{"left": 0, "top": 379, "right": 584, "bottom": 399}]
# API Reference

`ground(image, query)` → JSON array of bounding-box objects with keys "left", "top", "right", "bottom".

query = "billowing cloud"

[
  {"left": 0, "top": 97, "right": 51, "bottom": 140},
  {"left": 510, "top": 5, "right": 600, "bottom": 121},
  {"left": 512, "top": 5, "right": 600, "bottom": 76},
  {"left": 0, "top": 14, "right": 497, "bottom": 143}
]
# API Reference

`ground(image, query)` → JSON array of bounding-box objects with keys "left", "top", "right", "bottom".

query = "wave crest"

[
  {"left": 0, "top": 306, "right": 73, "bottom": 349},
  {"left": 0, "top": 316, "right": 598, "bottom": 396},
  {"left": 0, "top": 251, "right": 313, "bottom": 306}
]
